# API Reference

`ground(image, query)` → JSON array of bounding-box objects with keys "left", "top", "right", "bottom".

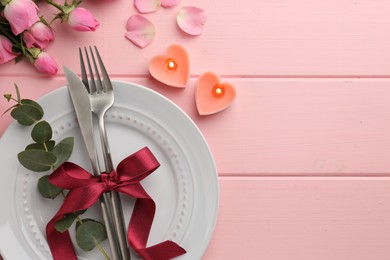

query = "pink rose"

[
  {"left": 0, "top": 35, "right": 18, "bottom": 64},
  {"left": 23, "top": 22, "right": 55, "bottom": 49},
  {"left": 67, "top": 7, "right": 99, "bottom": 32},
  {"left": 34, "top": 51, "right": 58, "bottom": 76},
  {"left": 3, "top": 0, "right": 40, "bottom": 35}
]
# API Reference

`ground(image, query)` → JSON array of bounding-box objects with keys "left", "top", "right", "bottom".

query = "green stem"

[
  {"left": 43, "top": 142, "right": 49, "bottom": 152},
  {"left": 45, "top": 0, "right": 64, "bottom": 12},
  {"left": 49, "top": 16, "right": 59, "bottom": 26},
  {"left": 96, "top": 243, "right": 111, "bottom": 260},
  {"left": 19, "top": 36, "right": 27, "bottom": 55},
  {"left": 76, "top": 216, "right": 83, "bottom": 224},
  {"left": 45, "top": 143, "right": 57, "bottom": 172}
]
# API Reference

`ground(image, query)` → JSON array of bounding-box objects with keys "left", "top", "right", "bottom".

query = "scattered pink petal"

[
  {"left": 161, "top": 0, "right": 180, "bottom": 8},
  {"left": 125, "top": 14, "right": 156, "bottom": 48},
  {"left": 176, "top": 6, "right": 206, "bottom": 36},
  {"left": 134, "top": 0, "right": 160, "bottom": 13}
]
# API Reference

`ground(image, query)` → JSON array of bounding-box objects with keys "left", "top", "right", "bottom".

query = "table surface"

[{"left": 1, "top": 0, "right": 390, "bottom": 259}]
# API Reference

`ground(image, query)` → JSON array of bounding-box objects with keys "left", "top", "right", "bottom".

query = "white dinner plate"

[{"left": 0, "top": 81, "right": 218, "bottom": 259}]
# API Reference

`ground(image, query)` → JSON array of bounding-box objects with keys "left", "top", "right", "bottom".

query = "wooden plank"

[
  {"left": 0, "top": 0, "right": 389, "bottom": 76},
  {"left": 204, "top": 177, "right": 390, "bottom": 260},
  {"left": 2, "top": 77, "right": 390, "bottom": 175}
]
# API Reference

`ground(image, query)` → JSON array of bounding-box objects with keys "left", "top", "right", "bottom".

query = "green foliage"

[
  {"left": 31, "top": 120, "right": 52, "bottom": 143},
  {"left": 10, "top": 101, "right": 43, "bottom": 126},
  {"left": 76, "top": 219, "right": 107, "bottom": 251},
  {"left": 38, "top": 175, "right": 63, "bottom": 199},
  {"left": 4, "top": 84, "right": 107, "bottom": 255},
  {"left": 3, "top": 94, "right": 12, "bottom": 102},
  {"left": 7, "top": 96, "right": 74, "bottom": 172},
  {"left": 51, "top": 137, "right": 74, "bottom": 168},
  {"left": 18, "top": 149, "right": 57, "bottom": 172},
  {"left": 55, "top": 210, "right": 87, "bottom": 233},
  {"left": 20, "top": 99, "right": 43, "bottom": 112},
  {"left": 26, "top": 140, "right": 56, "bottom": 151},
  {"left": 4, "top": 86, "right": 69, "bottom": 173},
  {"left": 19, "top": 136, "right": 74, "bottom": 172}
]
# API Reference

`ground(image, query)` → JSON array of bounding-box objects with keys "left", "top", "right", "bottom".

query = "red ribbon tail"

[
  {"left": 46, "top": 221, "right": 77, "bottom": 260},
  {"left": 137, "top": 240, "right": 187, "bottom": 260},
  {"left": 122, "top": 184, "right": 187, "bottom": 259},
  {"left": 46, "top": 184, "right": 105, "bottom": 260}
]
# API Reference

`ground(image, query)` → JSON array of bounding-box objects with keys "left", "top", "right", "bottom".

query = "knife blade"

[{"left": 64, "top": 66, "right": 122, "bottom": 260}]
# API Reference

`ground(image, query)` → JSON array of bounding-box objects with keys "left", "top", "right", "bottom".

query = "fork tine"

[
  {"left": 94, "top": 46, "right": 113, "bottom": 92},
  {"left": 84, "top": 47, "right": 97, "bottom": 94},
  {"left": 79, "top": 48, "right": 89, "bottom": 92},
  {"left": 89, "top": 46, "right": 104, "bottom": 94}
]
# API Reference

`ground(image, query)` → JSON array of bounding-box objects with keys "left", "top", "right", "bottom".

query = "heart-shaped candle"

[
  {"left": 196, "top": 72, "right": 236, "bottom": 115},
  {"left": 148, "top": 45, "right": 190, "bottom": 88}
]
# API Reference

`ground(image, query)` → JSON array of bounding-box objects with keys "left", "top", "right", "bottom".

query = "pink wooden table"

[{"left": 1, "top": 0, "right": 390, "bottom": 259}]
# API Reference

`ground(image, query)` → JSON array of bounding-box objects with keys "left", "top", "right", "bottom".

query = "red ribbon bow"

[{"left": 46, "top": 147, "right": 186, "bottom": 260}]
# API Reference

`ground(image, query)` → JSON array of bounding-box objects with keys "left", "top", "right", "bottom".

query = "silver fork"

[{"left": 80, "top": 46, "right": 131, "bottom": 260}]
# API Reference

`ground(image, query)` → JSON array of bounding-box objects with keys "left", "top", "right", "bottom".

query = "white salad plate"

[{"left": 0, "top": 81, "right": 219, "bottom": 259}]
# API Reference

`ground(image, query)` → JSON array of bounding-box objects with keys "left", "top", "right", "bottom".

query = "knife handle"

[
  {"left": 99, "top": 193, "right": 122, "bottom": 260},
  {"left": 110, "top": 190, "right": 130, "bottom": 259}
]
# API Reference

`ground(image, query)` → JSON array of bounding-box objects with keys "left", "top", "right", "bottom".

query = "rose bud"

[
  {"left": 23, "top": 21, "right": 55, "bottom": 49},
  {"left": 34, "top": 51, "right": 58, "bottom": 76},
  {"left": 67, "top": 7, "right": 99, "bottom": 32},
  {"left": 3, "top": 0, "right": 39, "bottom": 35}
]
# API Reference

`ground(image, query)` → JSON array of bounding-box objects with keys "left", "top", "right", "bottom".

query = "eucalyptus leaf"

[
  {"left": 18, "top": 150, "right": 57, "bottom": 172},
  {"left": 37, "top": 175, "right": 62, "bottom": 199},
  {"left": 52, "top": 137, "right": 74, "bottom": 168},
  {"left": 26, "top": 140, "right": 55, "bottom": 151},
  {"left": 20, "top": 99, "right": 44, "bottom": 115},
  {"left": 76, "top": 219, "right": 107, "bottom": 251},
  {"left": 55, "top": 210, "right": 87, "bottom": 233},
  {"left": 10, "top": 104, "right": 43, "bottom": 126},
  {"left": 31, "top": 120, "right": 52, "bottom": 143}
]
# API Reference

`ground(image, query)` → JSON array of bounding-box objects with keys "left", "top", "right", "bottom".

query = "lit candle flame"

[
  {"left": 165, "top": 59, "right": 178, "bottom": 72},
  {"left": 212, "top": 84, "right": 225, "bottom": 98}
]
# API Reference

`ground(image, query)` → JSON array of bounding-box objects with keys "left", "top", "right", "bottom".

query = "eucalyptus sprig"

[
  {"left": 3, "top": 84, "right": 73, "bottom": 174},
  {"left": 3, "top": 84, "right": 109, "bottom": 258}
]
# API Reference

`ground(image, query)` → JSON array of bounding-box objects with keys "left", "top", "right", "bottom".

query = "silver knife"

[{"left": 64, "top": 66, "right": 122, "bottom": 260}]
